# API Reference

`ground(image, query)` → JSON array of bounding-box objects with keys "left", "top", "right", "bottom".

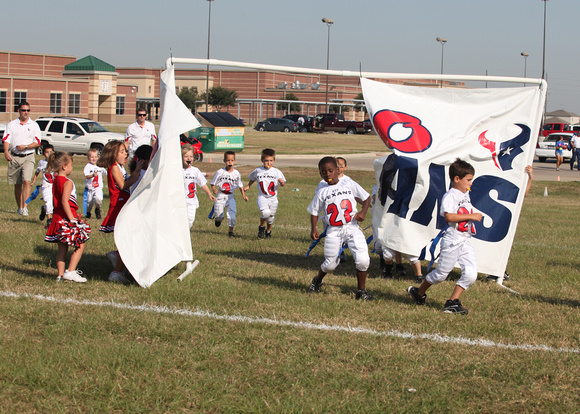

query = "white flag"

[
  {"left": 362, "top": 78, "right": 546, "bottom": 276},
  {"left": 115, "top": 64, "right": 201, "bottom": 288}
]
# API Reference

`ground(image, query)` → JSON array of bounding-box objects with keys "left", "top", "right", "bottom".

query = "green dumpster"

[{"left": 190, "top": 126, "right": 244, "bottom": 153}]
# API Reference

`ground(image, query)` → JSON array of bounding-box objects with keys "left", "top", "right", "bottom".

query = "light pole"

[
  {"left": 436, "top": 37, "right": 447, "bottom": 88},
  {"left": 206, "top": 0, "right": 215, "bottom": 112},
  {"left": 541, "top": 0, "right": 548, "bottom": 80},
  {"left": 521, "top": 52, "right": 529, "bottom": 86},
  {"left": 322, "top": 18, "right": 334, "bottom": 113}
]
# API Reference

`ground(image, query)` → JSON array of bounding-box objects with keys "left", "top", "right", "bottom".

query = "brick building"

[{"left": 1, "top": 50, "right": 464, "bottom": 126}]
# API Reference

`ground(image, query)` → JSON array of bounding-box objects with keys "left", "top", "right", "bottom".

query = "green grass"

[{"left": 0, "top": 152, "right": 578, "bottom": 413}]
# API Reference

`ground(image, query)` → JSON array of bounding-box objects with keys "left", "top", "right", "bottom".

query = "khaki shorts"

[{"left": 7, "top": 153, "right": 35, "bottom": 185}]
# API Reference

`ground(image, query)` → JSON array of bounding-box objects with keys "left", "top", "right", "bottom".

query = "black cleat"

[
  {"left": 382, "top": 263, "right": 393, "bottom": 279},
  {"left": 39, "top": 205, "right": 46, "bottom": 221},
  {"left": 258, "top": 225, "right": 266, "bottom": 239},
  {"left": 407, "top": 286, "right": 426, "bottom": 305},
  {"left": 396, "top": 263, "right": 407, "bottom": 276},
  {"left": 355, "top": 289, "right": 375, "bottom": 301},
  {"left": 265, "top": 230, "right": 272, "bottom": 239},
  {"left": 86, "top": 211, "right": 91, "bottom": 219},
  {"left": 228, "top": 231, "right": 235, "bottom": 238},
  {"left": 443, "top": 299, "right": 468, "bottom": 315},
  {"left": 215, "top": 219, "right": 222, "bottom": 227},
  {"left": 308, "top": 277, "right": 322, "bottom": 293},
  {"left": 95, "top": 208, "right": 102, "bottom": 220}
]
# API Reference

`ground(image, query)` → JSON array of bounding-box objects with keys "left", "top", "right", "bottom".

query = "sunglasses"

[
  {"left": 138, "top": 113, "right": 147, "bottom": 116},
  {"left": 20, "top": 109, "right": 30, "bottom": 112}
]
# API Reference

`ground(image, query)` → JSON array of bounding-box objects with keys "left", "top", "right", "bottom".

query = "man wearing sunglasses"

[
  {"left": 2, "top": 101, "right": 42, "bottom": 216},
  {"left": 124, "top": 109, "right": 157, "bottom": 160}
]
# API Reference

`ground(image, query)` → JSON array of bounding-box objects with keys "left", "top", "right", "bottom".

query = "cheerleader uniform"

[
  {"left": 45, "top": 175, "right": 78, "bottom": 243},
  {"left": 100, "top": 163, "right": 130, "bottom": 233}
]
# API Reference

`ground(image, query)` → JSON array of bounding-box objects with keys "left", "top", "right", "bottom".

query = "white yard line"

[{"left": 1, "top": 289, "right": 578, "bottom": 354}]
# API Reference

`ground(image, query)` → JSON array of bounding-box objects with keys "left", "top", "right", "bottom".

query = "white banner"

[
  {"left": 362, "top": 78, "right": 546, "bottom": 276},
  {"left": 115, "top": 65, "right": 201, "bottom": 288}
]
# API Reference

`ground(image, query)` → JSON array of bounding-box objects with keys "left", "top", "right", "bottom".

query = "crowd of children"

[{"left": 25, "top": 139, "right": 534, "bottom": 315}]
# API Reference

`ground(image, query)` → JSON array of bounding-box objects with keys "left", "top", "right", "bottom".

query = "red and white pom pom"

[{"left": 57, "top": 219, "right": 91, "bottom": 248}]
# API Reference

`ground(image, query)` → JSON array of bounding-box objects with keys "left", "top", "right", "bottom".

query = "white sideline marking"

[{"left": 1, "top": 290, "right": 578, "bottom": 354}]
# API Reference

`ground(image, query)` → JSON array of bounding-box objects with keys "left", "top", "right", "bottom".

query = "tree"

[
  {"left": 276, "top": 92, "right": 301, "bottom": 113},
  {"left": 354, "top": 93, "right": 367, "bottom": 113},
  {"left": 201, "top": 86, "right": 238, "bottom": 111},
  {"left": 178, "top": 88, "right": 201, "bottom": 112}
]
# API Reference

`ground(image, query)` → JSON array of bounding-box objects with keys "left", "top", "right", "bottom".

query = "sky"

[{"left": 5, "top": 0, "right": 580, "bottom": 115}]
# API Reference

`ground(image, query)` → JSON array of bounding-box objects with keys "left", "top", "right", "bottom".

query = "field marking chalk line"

[{"left": 1, "top": 290, "right": 578, "bottom": 355}]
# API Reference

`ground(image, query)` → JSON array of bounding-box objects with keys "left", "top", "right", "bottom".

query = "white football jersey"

[
  {"left": 183, "top": 166, "right": 207, "bottom": 207},
  {"left": 308, "top": 179, "right": 370, "bottom": 228},
  {"left": 211, "top": 168, "right": 243, "bottom": 198},
  {"left": 248, "top": 166, "right": 286, "bottom": 198}
]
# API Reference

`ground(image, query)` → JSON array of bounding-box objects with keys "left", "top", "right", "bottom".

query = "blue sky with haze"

[{"left": 5, "top": 0, "right": 579, "bottom": 114}]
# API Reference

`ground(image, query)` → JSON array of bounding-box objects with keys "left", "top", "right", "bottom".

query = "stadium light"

[
  {"left": 206, "top": 0, "right": 215, "bottom": 112},
  {"left": 521, "top": 52, "right": 529, "bottom": 86},
  {"left": 322, "top": 18, "right": 334, "bottom": 113},
  {"left": 436, "top": 37, "right": 447, "bottom": 88}
]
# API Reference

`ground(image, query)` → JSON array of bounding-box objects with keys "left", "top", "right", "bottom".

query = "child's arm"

[
  {"left": 310, "top": 214, "right": 320, "bottom": 240},
  {"left": 353, "top": 196, "right": 371, "bottom": 222},
  {"left": 211, "top": 184, "right": 218, "bottom": 195},
  {"left": 201, "top": 184, "right": 216, "bottom": 202},
  {"left": 112, "top": 161, "right": 144, "bottom": 190},
  {"left": 278, "top": 178, "right": 286, "bottom": 187},
  {"left": 524, "top": 165, "right": 533, "bottom": 197},
  {"left": 32, "top": 170, "right": 40, "bottom": 184},
  {"left": 239, "top": 186, "right": 249, "bottom": 202},
  {"left": 243, "top": 179, "right": 255, "bottom": 192},
  {"left": 444, "top": 211, "right": 483, "bottom": 223},
  {"left": 61, "top": 180, "right": 77, "bottom": 222}
]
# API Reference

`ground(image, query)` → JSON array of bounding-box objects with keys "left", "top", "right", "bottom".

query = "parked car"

[
  {"left": 541, "top": 122, "right": 570, "bottom": 137},
  {"left": 283, "top": 114, "right": 313, "bottom": 132},
  {"left": 535, "top": 132, "right": 573, "bottom": 162},
  {"left": 255, "top": 118, "right": 298, "bottom": 132},
  {"left": 312, "top": 113, "right": 372, "bottom": 134},
  {"left": 0, "top": 123, "right": 5, "bottom": 152},
  {"left": 35, "top": 117, "right": 124, "bottom": 155}
]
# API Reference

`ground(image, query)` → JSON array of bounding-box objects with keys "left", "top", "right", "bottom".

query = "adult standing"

[
  {"left": 570, "top": 132, "right": 580, "bottom": 171},
  {"left": 124, "top": 109, "right": 157, "bottom": 160},
  {"left": 2, "top": 102, "right": 41, "bottom": 216}
]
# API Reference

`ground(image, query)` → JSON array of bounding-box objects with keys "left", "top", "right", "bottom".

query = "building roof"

[
  {"left": 64, "top": 55, "right": 115, "bottom": 72},
  {"left": 198, "top": 112, "right": 244, "bottom": 127},
  {"left": 546, "top": 109, "right": 579, "bottom": 117}
]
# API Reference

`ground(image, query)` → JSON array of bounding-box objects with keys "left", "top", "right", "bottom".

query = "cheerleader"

[
  {"left": 44, "top": 152, "right": 88, "bottom": 283},
  {"left": 96, "top": 141, "right": 143, "bottom": 283}
]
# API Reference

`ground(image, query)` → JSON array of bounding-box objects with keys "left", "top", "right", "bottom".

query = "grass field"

[{"left": 0, "top": 136, "right": 578, "bottom": 412}]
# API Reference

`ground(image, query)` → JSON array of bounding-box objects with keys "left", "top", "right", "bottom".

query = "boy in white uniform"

[
  {"left": 182, "top": 144, "right": 215, "bottom": 228},
  {"left": 244, "top": 148, "right": 286, "bottom": 239},
  {"left": 407, "top": 158, "right": 483, "bottom": 314},
  {"left": 307, "top": 156, "right": 374, "bottom": 301},
  {"left": 83, "top": 148, "right": 106, "bottom": 219},
  {"left": 211, "top": 151, "right": 248, "bottom": 237}
]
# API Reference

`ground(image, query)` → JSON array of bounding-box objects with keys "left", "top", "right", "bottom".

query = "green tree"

[
  {"left": 354, "top": 93, "right": 367, "bottom": 113},
  {"left": 178, "top": 88, "right": 201, "bottom": 112},
  {"left": 276, "top": 92, "right": 301, "bottom": 113},
  {"left": 201, "top": 86, "right": 238, "bottom": 111}
]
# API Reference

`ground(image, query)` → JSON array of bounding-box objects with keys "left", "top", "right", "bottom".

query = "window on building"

[
  {"left": 14, "top": 92, "right": 27, "bottom": 112},
  {"left": 50, "top": 93, "right": 62, "bottom": 114},
  {"left": 116, "top": 96, "right": 125, "bottom": 115},
  {"left": 0, "top": 91, "right": 6, "bottom": 112},
  {"left": 69, "top": 94, "right": 81, "bottom": 115},
  {"left": 148, "top": 86, "right": 152, "bottom": 93}
]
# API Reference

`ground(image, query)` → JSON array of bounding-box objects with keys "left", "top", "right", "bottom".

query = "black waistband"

[{"left": 11, "top": 152, "right": 33, "bottom": 158}]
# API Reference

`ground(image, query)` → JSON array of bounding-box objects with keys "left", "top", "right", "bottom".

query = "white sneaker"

[
  {"left": 109, "top": 271, "right": 130, "bottom": 284},
  {"left": 22, "top": 207, "right": 29, "bottom": 216},
  {"left": 63, "top": 269, "right": 87, "bottom": 283},
  {"left": 17, "top": 208, "right": 23, "bottom": 215},
  {"left": 106, "top": 251, "right": 119, "bottom": 268}
]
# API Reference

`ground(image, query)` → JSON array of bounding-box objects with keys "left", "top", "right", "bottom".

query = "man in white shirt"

[
  {"left": 2, "top": 102, "right": 42, "bottom": 215},
  {"left": 570, "top": 132, "right": 580, "bottom": 171},
  {"left": 124, "top": 109, "right": 157, "bottom": 160}
]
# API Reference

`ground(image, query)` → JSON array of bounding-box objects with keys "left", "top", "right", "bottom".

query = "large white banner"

[
  {"left": 115, "top": 65, "right": 201, "bottom": 288},
  {"left": 362, "top": 78, "right": 546, "bottom": 276}
]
